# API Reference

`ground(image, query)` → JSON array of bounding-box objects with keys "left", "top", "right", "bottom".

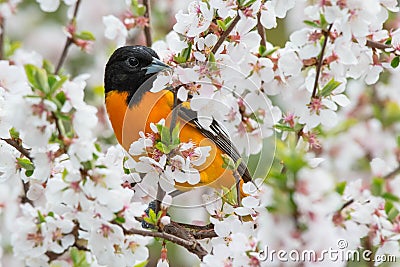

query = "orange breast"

[{"left": 105, "top": 90, "right": 235, "bottom": 190}]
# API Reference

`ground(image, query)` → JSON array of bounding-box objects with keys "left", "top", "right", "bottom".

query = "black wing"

[{"left": 178, "top": 106, "right": 252, "bottom": 183}]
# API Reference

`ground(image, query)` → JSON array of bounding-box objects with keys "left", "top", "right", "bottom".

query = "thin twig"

[
  {"left": 1, "top": 138, "right": 34, "bottom": 205},
  {"left": 0, "top": 17, "right": 4, "bottom": 60},
  {"left": 212, "top": 14, "right": 240, "bottom": 54},
  {"left": 52, "top": 111, "right": 64, "bottom": 140},
  {"left": 1, "top": 138, "right": 32, "bottom": 161},
  {"left": 54, "top": 0, "right": 82, "bottom": 74},
  {"left": 135, "top": 216, "right": 216, "bottom": 238},
  {"left": 172, "top": 221, "right": 214, "bottom": 231},
  {"left": 168, "top": 221, "right": 217, "bottom": 239},
  {"left": 366, "top": 39, "right": 391, "bottom": 51},
  {"left": 21, "top": 182, "right": 33, "bottom": 205},
  {"left": 125, "top": 227, "right": 208, "bottom": 260},
  {"left": 170, "top": 88, "right": 179, "bottom": 134},
  {"left": 311, "top": 24, "right": 333, "bottom": 99},
  {"left": 383, "top": 165, "right": 400, "bottom": 179},
  {"left": 142, "top": 0, "right": 152, "bottom": 46},
  {"left": 340, "top": 199, "right": 354, "bottom": 211},
  {"left": 256, "top": 12, "right": 266, "bottom": 48},
  {"left": 155, "top": 183, "right": 166, "bottom": 215}
]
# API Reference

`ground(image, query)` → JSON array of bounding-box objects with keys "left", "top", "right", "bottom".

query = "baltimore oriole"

[{"left": 104, "top": 45, "right": 251, "bottom": 195}]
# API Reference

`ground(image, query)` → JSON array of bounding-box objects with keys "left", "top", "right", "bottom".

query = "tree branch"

[
  {"left": 1, "top": 138, "right": 32, "bottom": 161},
  {"left": 125, "top": 227, "right": 208, "bottom": 260},
  {"left": 54, "top": 0, "right": 82, "bottom": 74},
  {"left": 366, "top": 39, "right": 391, "bottom": 51},
  {"left": 383, "top": 165, "right": 400, "bottom": 179},
  {"left": 135, "top": 216, "right": 217, "bottom": 239},
  {"left": 142, "top": 0, "right": 152, "bottom": 47},
  {"left": 155, "top": 183, "right": 166, "bottom": 214},
  {"left": 1, "top": 138, "right": 33, "bottom": 205},
  {"left": 212, "top": 14, "right": 240, "bottom": 54},
  {"left": 257, "top": 12, "right": 266, "bottom": 48},
  {"left": 311, "top": 24, "right": 333, "bottom": 99}
]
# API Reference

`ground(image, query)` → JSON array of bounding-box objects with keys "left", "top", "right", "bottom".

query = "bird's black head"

[{"left": 104, "top": 45, "right": 170, "bottom": 105}]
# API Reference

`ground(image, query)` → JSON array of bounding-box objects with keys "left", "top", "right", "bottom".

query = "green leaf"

[
  {"left": 274, "top": 124, "right": 295, "bottom": 132},
  {"left": 156, "top": 210, "right": 163, "bottom": 220},
  {"left": 37, "top": 210, "right": 46, "bottom": 223},
  {"left": 391, "top": 56, "right": 400, "bottom": 68},
  {"left": 131, "top": 0, "right": 146, "bottom": 16},
  {"left": 221, "top": 154, "right": 235, "bottom": 170},
  {"left": 94, "top": 143, "right": 102, "bottom": 152},
  {"left": 242, "top": 0, "right": 257, "bottom": 7},
  {"left": 156, "top": 124, "right": 163, "bottom": 134},
  {"left": 385, "top": 201, "right": 399, "bottom": 221},
  {"left": 49, "top": 75, "right": 68, "bottom": 94},
  {"left": 382, "top": 192, "right": 400, "bottom": 202},
  {"left": 75, "top": 31, "right": 96, "bottom": 41},
  {"left": 4, "top": 39, "right": 22, "bottom": 58},
  {"left": 114, "top": 216, "right": 126, "bottom": 224},
  {"left": 336, "top": 181, "right": 347, "bottom": 195},
  {"left": 17, "top": 158, "right": 34, "bottom": 171},
  {"left": 155, "top": 142, "right": 171, "bottom": 154},
  {"left": 146, "top": 208, "right": 159, "bottom": 225},
  {"left": 319, "top": 13, "right": 328, "bottom": 30},
  {"left": 275, "top": 139, "right": 307, "bottom": 174},
  {"left": 171, "top": 123, "right": 180, "bottom": 145},
  {"left": 55, "top": 91, "right": 67, "bottom": 107},
  {"left": 81, "top": 160, "right": 93, "bottom": 171},
  {"left": 133, "top": 5, "right": 146, "bottom": 16},
  {"left": 224, "top": 16, "right": 232, "bottom": 25},
  {"left": 208, "top": 52, "right": 216, "bottom": 63},
  {"left": 220, "top": 186, "right": 237, "bottom": 206},
  {"left": 371, "top": 177, "right": 384, "bottom": 196},
  {"left": 217, "top": 20, "right": 227, "bottom": 31},
  {"left": 160, "top": 125, "right": 171, "bottom": 146},
  {"left": 181, "top": 42, "right": 192, "bottom": 62},
  {"left": 264, "top": 46, "right": 280, "bottom": 56},
  {"left": 62, "top": 169, "right": 69, "bottom": 180},
  {"left": 24, "top": 64, "right": 50, "bottom": 93},
  {"left": 134, "top": 261, "right": 149, "bottom": 267},
  {"left": 259, "top": 45, "right": 266, "bottom": 56},
  {"left": 318, "top": 78, "right": 341, "bottom": 97},
  {"left": 43, "top": 59, "right": 54, "bottom": 74},
  {"left": 70, "top": 247, "right": 91, "bottom": 267},
  {"left": 303, "top": 20, "right": 320, "bottom": 28},
  {"left": 53, "top": 111, "right": 70, "bottom": 121},
  {"left": 25, "top": 170, "right": 34, "bottom": 177},
  {"left": 143, "top": 216, "right": 155, "bottom": 225},
  {"left": 9, "top": 128, "right": 19, "bottom": 139},
  {"left": 234, "top": 158, "right": 242, "bottom": 170}
]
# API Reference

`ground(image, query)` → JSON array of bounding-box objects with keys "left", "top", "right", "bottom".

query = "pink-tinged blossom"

[
  {"left": 226, "top": 16, "right": 260, "bottom": 62},
  {"left": 173, "top": 1, "right": 213, "bottom": 38},
  {"left": 209, "top": 0, "right": 236, "bottom": 19},
  {"left": 152, "top": 31, "right": 188, "bottom": 61}
]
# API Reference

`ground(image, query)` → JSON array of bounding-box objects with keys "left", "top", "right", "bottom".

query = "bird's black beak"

[{"left": 143, "top": 57, "right": 171, "bottom": 75}]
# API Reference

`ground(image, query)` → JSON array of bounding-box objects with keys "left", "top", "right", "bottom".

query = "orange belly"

[{"left": 105, "top": 90, "right": 235, "bottom": 190}]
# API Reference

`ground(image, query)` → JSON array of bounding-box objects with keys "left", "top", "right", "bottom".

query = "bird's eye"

[{"left": 127, "top": 57, "right": 139, "bottom": 67}]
